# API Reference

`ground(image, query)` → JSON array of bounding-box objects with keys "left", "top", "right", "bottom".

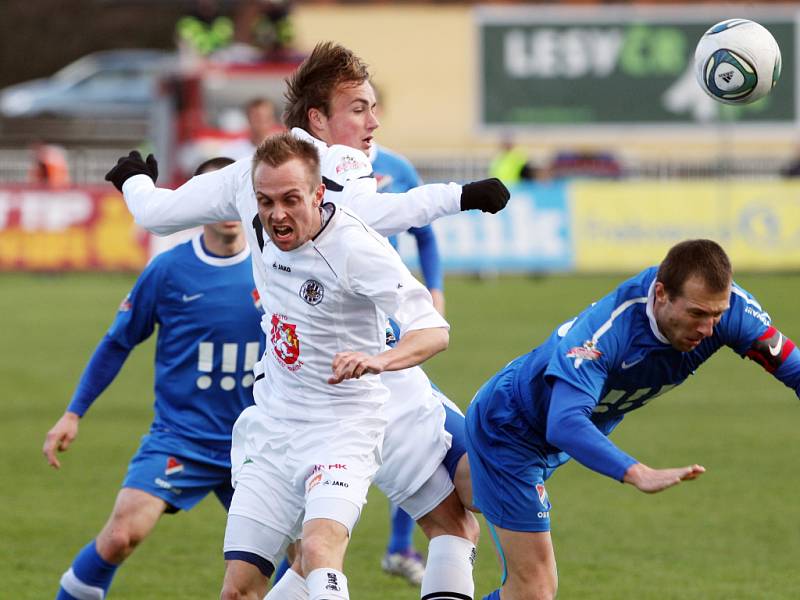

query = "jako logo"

[{"left": 325, "top": 572, "right": 340, "bottom": 591}]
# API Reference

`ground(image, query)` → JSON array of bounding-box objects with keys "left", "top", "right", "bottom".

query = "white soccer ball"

[{"left": 694, "top": 18, "right": 781, "bottom": 105}]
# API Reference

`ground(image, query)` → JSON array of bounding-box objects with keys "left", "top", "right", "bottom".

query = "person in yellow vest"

[{"left": 489, "top": 138, "right": 535, "bottom": 185}]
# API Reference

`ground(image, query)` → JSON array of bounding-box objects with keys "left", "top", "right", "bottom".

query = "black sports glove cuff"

[
  {"left": 105, "top": 151, "right": 159, "bottom": 192},
  {"left": 459, "top": 178, "right": 510, "bottom": 214}
]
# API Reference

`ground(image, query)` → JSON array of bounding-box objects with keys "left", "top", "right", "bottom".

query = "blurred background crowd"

[{"left": 2, "top": 0, "right": 800, "bottom": 275}]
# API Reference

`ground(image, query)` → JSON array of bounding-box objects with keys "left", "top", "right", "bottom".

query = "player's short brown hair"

[
  {"left": 252, "top": 132, "right": 321, "bottom": 190},
  {"left": 283, "top": 41, "right": 370, "bottom": 132},
  {"left": 657, "top": 239, "right": 732, "bottom": 298}
]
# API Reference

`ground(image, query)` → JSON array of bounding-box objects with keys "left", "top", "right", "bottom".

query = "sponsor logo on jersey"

[
  {"left": 335, "top": 155, "right": 368, "bottom": 175},
  {"left": 299, "top": 279, "right": 324, "bottom": 305},
  {"left": 325, "top": 572, "right": 341, "bottom": 592},
  {"left": 306, "top": 472, "right": 323, "bottom": 493},
  {"left": 566, "top": 340, "right": 601, "bottom": 362},
  {"left": 744, "top": 305, "right": 770, "bottom": 326},
  {"left": 270, "top": 314, "right": 302, "bottom": 370},
  {"left": 325, "top": 480, "right": 350, "bottom": 488},
  {"left": 272, "top": 261, "right": 291, "bottom": 273},
  {"left": 535, "top": 483, "right": 552, "bottom": 510},
  {"left": 251, "top": 288, "right": 261, "bottom": 309},
  {"left": 118, "top": 293, "right": 132, "bottom": 312},
  {"left": 385, "top": 326, "right": 397, "bottom": 347},
  {"left": 181, "top": 293, "right": 204, "bottom": 303},
  {"left": 165, "top": 456, "right": 184, "bottom": 476}
]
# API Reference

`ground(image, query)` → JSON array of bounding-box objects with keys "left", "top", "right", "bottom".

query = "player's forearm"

[
  {"left": 67, "top": 336, "right": 131, "bottom": 416},
  {"left": 375, "top": 327, "right": 449, "bottom": 372},
  {"left": 122, "top": 171, "right": 238, "bottom": 235},
  {"left": 347, "top": 183, "right": 461, "bottom": 238}
]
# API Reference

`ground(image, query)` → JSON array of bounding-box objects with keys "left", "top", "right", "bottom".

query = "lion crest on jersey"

[
  {"left": 270, "top": 314, "right": 301, "bottom": 368},
  {"left": 300, "top": 279, "right": 324, "bottom": 305}
]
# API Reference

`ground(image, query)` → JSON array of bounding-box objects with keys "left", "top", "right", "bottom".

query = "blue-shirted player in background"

[
  {"left": 44, "top": 157, "right": 263, "bottom": 600},
  {"left": 466, "top": 239, "right": 800, "bottom": 600}
]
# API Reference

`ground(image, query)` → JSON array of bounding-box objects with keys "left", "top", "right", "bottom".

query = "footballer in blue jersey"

[
  {"left": 466, "top": 240, "right": 800, "bottom": 600},
  {"left": 45, "top": 158, "right": 263, "bottom": 600}
]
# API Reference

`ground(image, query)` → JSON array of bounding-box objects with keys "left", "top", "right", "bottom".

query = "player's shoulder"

[
  {"left": 322, "top": 145, "right": 373, "bottom": 187},
  {"left": 726, "top": 281, "right": 771, "bottom": 326}
]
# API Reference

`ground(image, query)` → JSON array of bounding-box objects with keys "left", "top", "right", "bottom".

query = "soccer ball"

[{"left": 694, "top": 18, "right": 781, "bottom": 105}]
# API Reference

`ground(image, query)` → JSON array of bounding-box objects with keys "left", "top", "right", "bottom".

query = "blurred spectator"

[
  {"left": 219, "top": 97, "right": 283, "bottom": 160},
  {"left": 29, "top": 143, "right": 70, "bottom": 188},
  {"left": 489, "top": 138, "right": 536, "bottom": 185},
  {"left": 548, "top": 149, "right": 623, "bottom": 179},
  {"left": 176, "top": 0, "right": 234, "bottom": 58},
  {"left": 234, "top": 0, "right": 294, "bottom": 60}
]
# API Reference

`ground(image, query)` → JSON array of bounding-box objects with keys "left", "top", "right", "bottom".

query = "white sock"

[
  {"left": 306, "top": 568, "right": 349, "bottom": 600},
  {"left": 420, "top": 535, "right": 476, "bottom": 599},
  {"left": 265, "top": 568, "right": 308, "bottom": 600}
]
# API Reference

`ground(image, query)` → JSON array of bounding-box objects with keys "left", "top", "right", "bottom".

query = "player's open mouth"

[{"left": 272, "top": 225, "right": 293, "bottom": 240}]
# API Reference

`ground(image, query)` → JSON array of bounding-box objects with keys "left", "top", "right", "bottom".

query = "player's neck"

[{"left": 201, "top": 232, "right": 246, "bottom": 257}]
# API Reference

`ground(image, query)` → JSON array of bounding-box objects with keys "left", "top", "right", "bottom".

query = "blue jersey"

[
  {"left": 473, "top": 267, "right": 800, "bottom": 480},
  {"left": 371, "top": 144, "right": 443, "bottom": 291},
  {"left": 81, "top": 236, "right": 262, "bottom": 466}
]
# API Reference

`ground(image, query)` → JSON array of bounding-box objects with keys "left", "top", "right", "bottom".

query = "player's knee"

[
  {"left": 299, "top": 532, "right": 337, "bottom": 569},
  {"left": 97, "top": 526, "right": 144, "bottom": 561},
  {"left": 417, "top": 490, "right": 479, "bottom": 543},
  {"left": 219, "top": 584, "right": 253, "bottom": 600}
]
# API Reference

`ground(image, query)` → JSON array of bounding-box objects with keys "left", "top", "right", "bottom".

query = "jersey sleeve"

[
  {"left": 409, "top": 225, "right": 444, "bottom": 291},
  {"left": 105, "top": 255, "right": 165, "bottom": 349},
  {"left": 322, "top": 145, "right": 462, "bottom": 238},
  {"left": 544, "top": 307, "right": 622, "bottom": 401},
  {"left": 121, "top": 158, "right": 244, "bottom": 235},
  {"left": 344, "top": 226, "right": 449, "bottom": 337},
  {"left": 66, "top": 337, "right": 131, "bottom": 416},
  {"left": 720, "top": 284, "right": 771, "bottom": 356},
  {"left": 546, "top": 378, "right": 637, "bottom": 481}
]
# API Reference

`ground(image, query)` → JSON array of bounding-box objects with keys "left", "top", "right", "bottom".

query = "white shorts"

[
  {"left": 225, "top": 405, "right": 381, "bottom": 560},
  {"left": 372, "top": 367, "right": 454, "bottom": 519}
]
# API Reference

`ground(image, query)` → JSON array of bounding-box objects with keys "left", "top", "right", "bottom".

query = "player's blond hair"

[
  {"left": 283, "top": 41, "right": 370, "bottom": 132},
  {"left": 252, "top": 132, "right": 321, "bottom": 190}
]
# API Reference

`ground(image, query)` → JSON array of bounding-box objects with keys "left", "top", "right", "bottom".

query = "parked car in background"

[{"left": 0, "top": 49, "right": 176, "bottom": 118}]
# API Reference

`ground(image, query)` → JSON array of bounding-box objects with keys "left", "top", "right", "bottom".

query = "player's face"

[
  {"left": 247, "top": 103, "right": 277, "bottom": 144},
  {"left": 654, "top": 275, "right": 731, "bottom": 352},
  {"left": 253, "top": 158, "right": 325, "bottom": 252},
  {"left": 314, "top": 81, "right": 379, "bottom": 151}
]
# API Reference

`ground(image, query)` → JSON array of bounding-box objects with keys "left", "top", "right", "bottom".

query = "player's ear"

[
  {"left": 313, "top": 182, "right": 325, "bottom": 207},
  {"left": 654, "top": 281, "right": 668, "bottom": 304},
  {"left": 308, "top": 108, "right": 326, "bottom": 133}
]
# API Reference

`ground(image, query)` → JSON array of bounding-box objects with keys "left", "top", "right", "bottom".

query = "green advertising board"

[{"left": 477, "top": 6, "right": 796, "bottom": 127}]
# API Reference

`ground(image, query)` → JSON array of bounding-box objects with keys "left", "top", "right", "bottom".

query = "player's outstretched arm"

[
  {"left": 328, "top": 327, "right": 449, "bottom": 385},
  {"left": 106, "top": 151, "right": 240, "bottom": 235},
  {"left": 43, "top": 411, "right": 80, "bottom": 469},
  {"left": 623, "top": 462, "right": 706, "bottom": 494}
]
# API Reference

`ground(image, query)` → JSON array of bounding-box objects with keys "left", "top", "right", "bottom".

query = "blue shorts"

[
  {"left": 465, "top": 367, "right": 556, "bottom": 533},
  {"left": 123, "top": 433, "right": 234, "bottom": 513}
]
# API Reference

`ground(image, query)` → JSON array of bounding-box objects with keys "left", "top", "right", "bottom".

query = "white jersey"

[{"left": 253, "top": 202, "right": 448, "bottom": 426}]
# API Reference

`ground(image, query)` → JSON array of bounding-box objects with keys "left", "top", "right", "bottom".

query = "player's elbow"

[{"left": 430, "top": 327, "right": 449, "bottom": 355}]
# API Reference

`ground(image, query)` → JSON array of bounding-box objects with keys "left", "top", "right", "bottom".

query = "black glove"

[
  {"left": 460, "top": 178, "right": 510, "bottom": 214},
  {"left": 105, "top": 151, "right": 159, "bottom": 192}
]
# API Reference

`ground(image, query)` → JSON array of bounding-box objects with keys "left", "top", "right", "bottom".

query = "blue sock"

[
  {"left": 273, "top": 556, "right": 291, "bottom": 584},
  {"left": 482, "top": 590, "right": 501, "bottom": 600},
  {"left": 56, "top": 540, "right": 119, "bottom": 599},
  {"left": 387, "top": 503, "right": 415, "bottom": 554}
]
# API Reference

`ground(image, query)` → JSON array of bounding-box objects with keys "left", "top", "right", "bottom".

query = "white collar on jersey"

[
  {"left": 645, "top": 278, "right": 670, "bottom": 344},
  {"left": 291, "top": 127, "right": 329, "bottom": 156},
  {"left": 192, "top": 234, "right": 251, "bottom": 267}
]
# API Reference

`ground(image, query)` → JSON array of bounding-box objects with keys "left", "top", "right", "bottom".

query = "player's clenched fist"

[
  {"left": 43, "top": 411, "right": 81, "bottom": 469},
  {"left": 105, "top": 150, "right": 159, "bottom": 192},
  {"left": 329, "top": 351, "right": 387, "bottom": 384},
  {"left": 459, "top": 177, "right": 510, "bottom": 214}
]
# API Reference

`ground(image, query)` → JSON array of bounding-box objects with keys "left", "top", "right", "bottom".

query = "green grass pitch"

[{"left": 2, "top": 271, "right": 800, "bottom": 598}]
